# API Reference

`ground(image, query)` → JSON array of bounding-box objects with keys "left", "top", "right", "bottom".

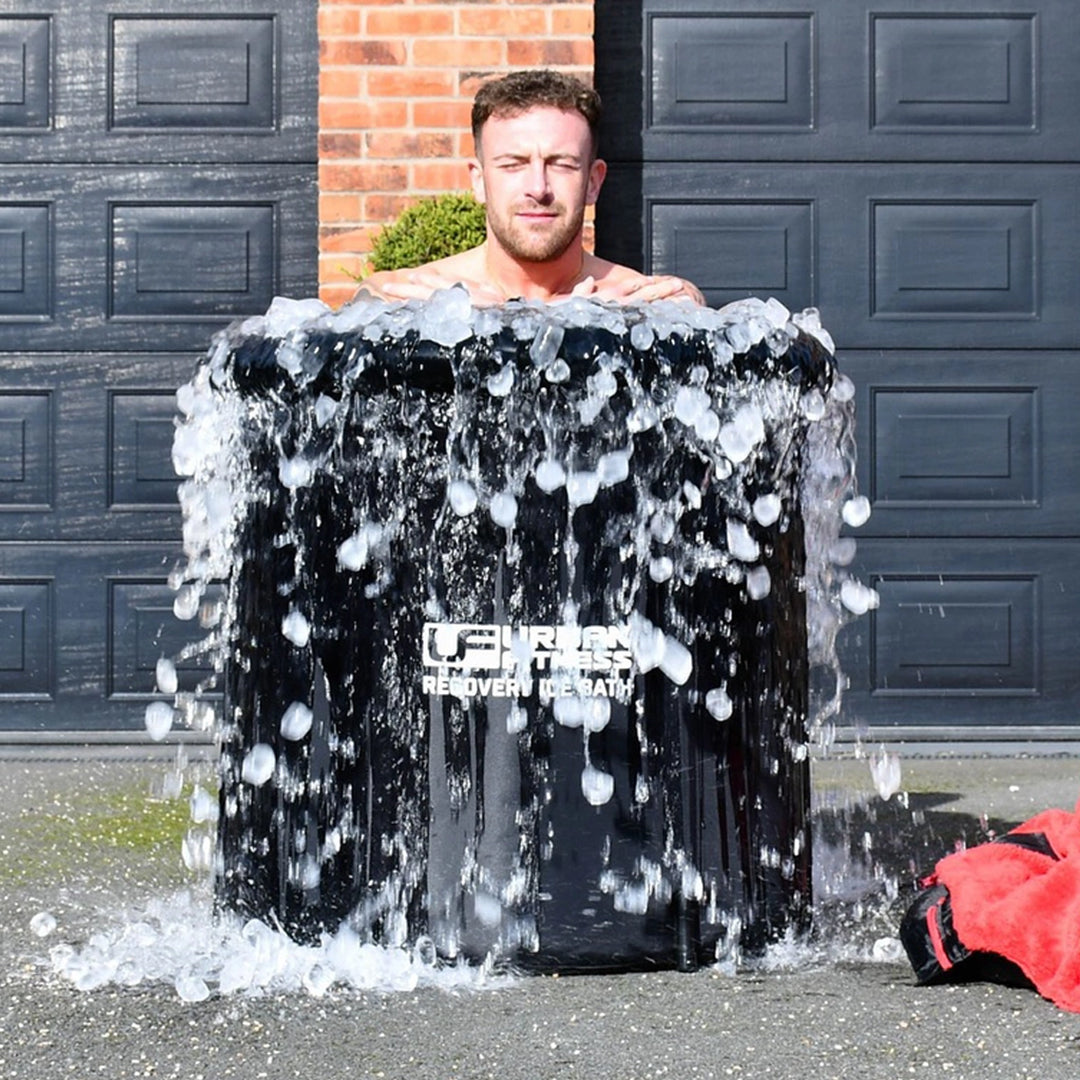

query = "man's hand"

[
  {"left": 570, "top": 273, "right": 705, "bottom": 306},
  {"left": 353, "top": 268, "right": 507, "bottom": 306}
]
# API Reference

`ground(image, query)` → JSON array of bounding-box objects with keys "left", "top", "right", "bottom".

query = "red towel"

[{"left": 933, "top": 800, "right": 1080, "bottom": 1012}]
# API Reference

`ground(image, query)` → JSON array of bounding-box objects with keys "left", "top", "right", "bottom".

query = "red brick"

[
  {"left": 318, "top": 68, "right": 362, "bottom": 100},
  {"left": 318, "top": 7, "right": 361, "bottom": 36},
  {"left": 367, "top": 69, "right": 457, "bottom": 98},
  {"left": 458, "top": 7, "right": 549, "bottom": 35},
  {"left": 365, "top": 131, "right": 455, "bottom": 158},
  {"left": 413, "top": 37, "right": 505, "bottom": 67},
  {"left": 365, "top": 8, "right": 455, "bottom": 35},
  {"left": 320, "top": 162, "right": 409, "bottom": 192},
  {"left": 413, "top": 99, "right": 473, "bottom": 128},
  {"left": 321, "top": 38, "right": 406, "bottom": 66},
  {"left": 319, "top": 193, "right": 363, "bottom": 225},
  {"left": 318, "top": 132, "right": 364, "bottom": 158},
  {"left": 551, "top": 7, "right": 594, "bottom": 35},
  {"left": 362, "top": 193, "right": 419, "bottom": 221},
  {"left": 412, "top": 160, "right": 471, "bottom": 192},
  {"left": 507, "top": 38, "right": 593, "bottom": 66}
]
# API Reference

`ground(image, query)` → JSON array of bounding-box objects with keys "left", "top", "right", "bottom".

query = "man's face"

[{"left": 469, "top": 107, "right": 606, "bottom": 265}]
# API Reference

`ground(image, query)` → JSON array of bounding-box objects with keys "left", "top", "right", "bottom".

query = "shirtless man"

[{"left": 354, "top": 70, "right": 705, "bottom": 307}]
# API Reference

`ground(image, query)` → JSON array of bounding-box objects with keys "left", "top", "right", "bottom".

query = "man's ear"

[
  {"left": 468, "top": 158, "right": 486, "bottom": 205},
  {"left": 586, "top": 157, "right": 607, "bottom": 206}
]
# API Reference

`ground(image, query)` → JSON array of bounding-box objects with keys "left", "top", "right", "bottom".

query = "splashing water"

[{"left": 54, "top": 291, "right": 883, "bottom": 996}]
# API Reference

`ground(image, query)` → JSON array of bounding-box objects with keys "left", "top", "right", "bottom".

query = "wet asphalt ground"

[{"left": 1, "top": 747, "right": 1079, "bottom": 1080}]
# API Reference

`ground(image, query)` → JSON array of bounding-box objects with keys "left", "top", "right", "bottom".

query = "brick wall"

[{"left": 318, "top": 0, "right": 596, "bottom": 308}]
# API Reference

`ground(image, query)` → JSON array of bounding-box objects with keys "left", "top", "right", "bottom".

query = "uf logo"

[{"left": 422, "top": 623, "right": 503, "bottom": 669}]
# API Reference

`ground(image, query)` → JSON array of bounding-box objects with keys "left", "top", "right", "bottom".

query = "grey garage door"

[
  {"left": 597, "top": 0, "right": 1080, "bottom": 735},
  {"left": 0, "top": 1, "right": 316, "bottom": 732}
]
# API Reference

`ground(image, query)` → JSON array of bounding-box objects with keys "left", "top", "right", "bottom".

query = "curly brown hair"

[{"left": 471, "top": 70, "right": 602, "bottom": 158}]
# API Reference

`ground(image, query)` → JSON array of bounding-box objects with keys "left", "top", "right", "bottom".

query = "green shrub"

[{"left": 367, "top": 192, "right": 487, "bottom": 272}]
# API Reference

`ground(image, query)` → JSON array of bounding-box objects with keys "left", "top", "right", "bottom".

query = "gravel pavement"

[{"left": 1, "top": 749, "right": 1078, "bottom": 1080}]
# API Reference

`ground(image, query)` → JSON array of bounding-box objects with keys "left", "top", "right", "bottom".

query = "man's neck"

[{"left": 482, "top": 241, "right": 586, "bottom": 301}]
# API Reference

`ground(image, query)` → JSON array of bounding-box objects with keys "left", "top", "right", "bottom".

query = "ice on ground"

[{"left": 45, "top": 891, "right": 503, "bottom": 1000}]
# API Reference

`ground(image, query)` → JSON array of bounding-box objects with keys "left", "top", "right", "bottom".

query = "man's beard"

[{"left": 487, "top": 201, "right": 585, "bottom": 263}]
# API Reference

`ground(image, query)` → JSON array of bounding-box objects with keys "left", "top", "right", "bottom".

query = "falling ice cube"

[
  {"left": 752, "top": 493, "right": 782, "bottom": 527},
  {"left": 241, "top": 744, "right": 275, "bottom": 786},
  {"left": 842, "top": 495, "right": 872, "bottom": 528},
  {"left": 486, "top": 364, "right": 515, "bottom": 397},
  {"left": 534, "top": 459, "right": 566, "bottom": 493},
  {"left": 281, "top": 609, "right": 311, "bottom": 648},
  {"left": 581, "top": 765, "right": 615, "bottom": 807},
  {"left": 746, "top": 565, "right": 772, "bottom": 600},
  {"left": 726, "top": 519, "right": 760, "bottom": 562},
  {"left": 840, "top": 579, "right": 880, "bottom": 616},
  {"left": 870, "top": 748, "right": 902, "bottom": 801},
  {"left": 448, "top": 480, "right": 478, "bottom": 516},
  {"left": 489, "top": 490, "right": 518, "bottom": 529},
  {"left": 144, "top": 701, "right": 174, "bottom": 741},
  {"left": 155, "top": 658, "right": 178, "bottom": 696},
  {"left": 281, "top": 701, "right": 314, "bottom": 741},
  {"left": 705, "top": 686, "right": 734, "bottom": 722}
]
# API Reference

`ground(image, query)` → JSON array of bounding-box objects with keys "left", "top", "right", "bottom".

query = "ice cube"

[
  {"left": 489, "top": 490, "right": 518, "bottom": 529},
  {"left": 752, "top": 493, "right": 782, "bottom": 527},
  {"left": 840, "top": 579, "right": 880, "bottom": 616},
  {"left": 278, "top": 456, "right": 314, "bottom": 489},
  {"left": 629, "top": 321, "right": 655, "bottom": 351},
  {"left": 842, "top": 495, "right": 872, "bottom": 528},
  {"left": 448, "top": 480, "right": 478, "bottom": 516},
  {"left": 659, "top": 636, "right": 693, "bottom": 685},
  {"left": 831, "top": 373, "right": 855, "bottom": 403},
  {"left": 30, "top": 912, "right": 57, "bottom": 938},
  {"left": 870, "top": 748, "right": 902, "bottom": 801},
  {"left": 566, "top": 470, "right": 600, "bottom": 507},
  {"left": 189, "top": 785, "right": 218, "bottom": 824},
  {"left": 726, "top": 519, "right": 760, "bottom": 561},
  {"left": 173, "top": 584, "right": 200, "bottom": 621},
  {"left": 649, "top": 556, "right": 674, "bottom": 583},
  {"left": 705, "top": 687, "right": 733, "bottom": 722},
  {"left": 281, "top": 701, "right": 314, "bottom": 741},
  {"left": 673, "top": 386, "right": 710, "bottom": 427},
  {"left": 581, "top": 765, "right": 615, "bottom": 807},
  {"left": 486, "top": 364, "right": 515, "bottom": 397},
  {"left": 337, "top": 523, "right": 384, "bottom": 570},
  {"left": 155, "top": 658, "right": 178, "bottom": 696},
  {"left": 281, "top": 609, "right": 311, "bottom": 648},
  {"left": 145, "top": 701, "right": 174, "bottom": 742},
  {"left": 315, "top": 394, "right": 339, "bottom": 427},
  {"left": 746, "top": 565, "right": 771, "bottom": 600},
  {"left": 175, "top": 973, "right": 211, "bottom": 1003},
  {"left": 545, "top": 359, "right": 570, "bottom": 383},
  {"left": 417, "top": 284, "right": 474, "bottom": 347},
  {"left": 597, "top": 449, "right": 630, "bottom": 487},
  {"left": 241, "top": 744, "right": 276, "bottom": 787},
  {"left": 534, "top": 458, "right": 566, "bottom": 493},
  {"left": 473, "top": 892, "right": 503, "bottom": 928},
  {"left": 529, "top": 322, "right": 565, "bottom": 368}
]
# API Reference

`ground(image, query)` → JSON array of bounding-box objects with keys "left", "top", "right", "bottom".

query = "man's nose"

[{"left": 523, "top": 161, "right": 553, "bottom": 202}]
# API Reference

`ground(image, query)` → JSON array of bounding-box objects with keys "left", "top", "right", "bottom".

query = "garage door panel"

[
  {"left": 0, "top": 543, "right": 219, "bottom": 731},
  {"left": 836, "top": 539, "right": 1080, "bottom": 727},
  {"left": 0, "top": 165, "right": 315, "bottom": 351},
  {"left": 0, "top": 353, "right": 199, "bottom": 541},
  {"left": 840, "top": 352, "right": 1080, "bottom": 538},
  {"left": 643, "top": 164, "right": 1079, "bottom": 348},
  {"left": 0, "top": 0, "right": 315, "bottom": 164},
  {"left": 615, "top": 0, "right": 1080, "bottom": 163}
]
